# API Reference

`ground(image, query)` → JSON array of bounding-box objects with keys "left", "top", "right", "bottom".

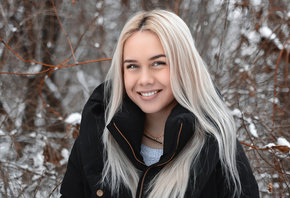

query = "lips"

[
  {"left": 140, "top": 91, "right": 158, "bottom": 97},
  {"left": 138, "top": 90, "right": 161, "bottom": 99}
]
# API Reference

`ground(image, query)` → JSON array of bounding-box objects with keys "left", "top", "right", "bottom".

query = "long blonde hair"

[{"left": 102, "top": 10, "right": 241, "bottom": 197}]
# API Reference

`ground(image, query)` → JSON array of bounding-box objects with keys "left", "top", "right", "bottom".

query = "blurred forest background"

[{"left": 0, "top": 0, "right": 289, "bottom": 197}]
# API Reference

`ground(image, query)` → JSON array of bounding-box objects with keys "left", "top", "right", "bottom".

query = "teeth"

[{"left": 140, "top": 91, "right": 158, "bottom": 97}]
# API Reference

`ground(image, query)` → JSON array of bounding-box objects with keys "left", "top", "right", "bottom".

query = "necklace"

[{"left": 143, "top": 129, "right": 164, "bottom": 145}]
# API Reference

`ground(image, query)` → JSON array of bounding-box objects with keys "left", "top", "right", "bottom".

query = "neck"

[
  {"left": 143, "top": 101, "right": 178, "bottom": 148},
  {"left": 144, "top": 108, "right": 173, "bottom": 137},
  {"left": 142, "top": 113, "right": 166, "bottom": 149}
]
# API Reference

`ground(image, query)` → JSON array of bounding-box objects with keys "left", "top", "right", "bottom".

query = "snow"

[
  {"left": 47, "top": 41, "right": 52, "bottom": 48},
  {"left": 29, "top": 132, "right": 37, "bottom": 137},
  {"left": 249, "top": 86, "right": 255, "bottom": 91},
  {"left": 277, "top": 137, "right": 290, "bottom": 147},
  {"left": 96, "top": 2, "right": 103, "bottom": 9},
  {"left": 32, "top": 174, "right": 42, "bottom": 181},
  {"left": 97, "top": 17, "right": 104, "bottom": 25},
  {"left": 65, "top": 112, "right": 82, "bottom": 124},
  {"left": 264, "top": 138, "right": 290, "bottom": 149},
  {"left": 251, "top": 0, "right": 262, "bottom": 6},
  {"left": 229, "top": 7, "right": 242, "bottom": 20},
  {"left": 259, "top": 26, "right": 283, "bottom": 49},
  {"left": 46, "top": 78, "right": 61, "bottom": 99},
  {"left": 61, "top": 148, "right": 69, "bottom": 160},
  {"left": 249, "top": 122, "right": 258, "bottom": 137},
  {"left": 8, "top": 24, "right": 17, "bottom": 32},
  {"left": 10, "top": 129, "right": 17, "bottom": 135},
  {"left": 264, "top": 143, "right": 276, "bottom": 148},
  {"left": 244, "top": 117, "right": 259, "bottom": 137},
  {"left": 0, "top": 141, "right": 10, "bottom": 158},
  {"left": 27, "top": 64, "right": 42, "bottom": 74},
  {"left": 33, "top": 152, "right": 44, "bottom": 168},
  {"left": 259, "top": 26, "right": 275, "bottom": 39},
  {"left": 231, "top": 108, "right": 242, "bottom": 117},
  {"left": 76, "top": 70, "right": 90, "bottom": 99},
  {"left": 234, "top": 58, "right": 241, "bottom": 64},
  {"left": 246, "top": 30, "right": 260, "bottom": 43},
  {"left": 239, "top": 64, "right": 250, "bottom": 72},
  {"left": 231, "top": 109, "right": 258, "bottom": 137},
  {"left": 269, "top": 97, "right": 279, "bottom": 104},
  {"left": 60, "top": 148, "right": 69, "bottom": 165}
]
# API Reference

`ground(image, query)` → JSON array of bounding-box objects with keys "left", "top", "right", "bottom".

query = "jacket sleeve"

[
  {"left": 60, "top": 137, "right": 90, "bottom": 198},
  {"left": 236, "top": 141, "right": 260, "bottom": 197},
  {"left": 216, "top": 140, "right": 260, "bottom": 198}
]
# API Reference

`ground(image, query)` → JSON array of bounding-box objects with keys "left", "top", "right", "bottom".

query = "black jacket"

[{"left": 60, "top": 83, "right": 259, "bottom": 198}]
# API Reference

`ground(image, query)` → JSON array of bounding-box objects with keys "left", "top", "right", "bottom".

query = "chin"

[{"left": 139, "top": 106, "right": 162, "bottom": 114}]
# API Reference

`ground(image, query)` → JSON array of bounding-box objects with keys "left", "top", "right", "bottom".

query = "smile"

[{"left": 140, "top": 91, "right": 159, "bottom": 97}]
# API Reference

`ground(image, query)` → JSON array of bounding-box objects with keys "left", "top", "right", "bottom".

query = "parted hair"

[{"left": 102, "top": 10, "right": 241, "bottom": 198}]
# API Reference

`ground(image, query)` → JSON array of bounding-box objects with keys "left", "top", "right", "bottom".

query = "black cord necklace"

[
  {"left": 143, "top": 129, "right": 164, "bottom": 145},
  {"left": 143, "top": 134, "right": 163, "bottom": 145}
]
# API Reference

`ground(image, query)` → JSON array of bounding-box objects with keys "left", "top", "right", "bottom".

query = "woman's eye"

[
  {"left": 153, "top": 61, "right": 166, "bottom": 66},
  {"left": 126, "top": 64, "right": 138, "bottom": 69}
]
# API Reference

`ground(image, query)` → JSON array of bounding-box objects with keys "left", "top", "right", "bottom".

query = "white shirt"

[{"left": 140, "top": 144, "right": 163, "bottom": 166}]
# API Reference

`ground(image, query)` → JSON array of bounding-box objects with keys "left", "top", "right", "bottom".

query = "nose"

[{"left": 138, "top": 68, "right": 154, "bottom": 86}]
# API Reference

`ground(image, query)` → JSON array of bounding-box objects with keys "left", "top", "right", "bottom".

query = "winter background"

[{"left": 0, "top": 0, "right": 289, "bottom": 197}]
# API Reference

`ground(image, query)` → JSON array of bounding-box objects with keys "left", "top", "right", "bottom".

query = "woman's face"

[{"left": 123, "top": 31, "right": 177, "bottom": 115}]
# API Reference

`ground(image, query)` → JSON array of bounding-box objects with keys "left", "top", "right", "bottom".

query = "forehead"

[{"left": 123, "top": 31, "right": 165, "bottom": 59}]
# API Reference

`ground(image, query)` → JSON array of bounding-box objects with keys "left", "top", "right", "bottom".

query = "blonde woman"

[{"left": 61, "top": 10, "right": 259, "bottom": 198}]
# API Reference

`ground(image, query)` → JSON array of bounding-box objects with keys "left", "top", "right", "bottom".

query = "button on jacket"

[{"left": 60, "top": 83, "right": 259, "bottom": 198}]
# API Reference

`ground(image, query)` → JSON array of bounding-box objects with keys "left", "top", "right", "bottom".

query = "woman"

[{"left": 60, "top": 10, "right": 259, "bottom": 198}]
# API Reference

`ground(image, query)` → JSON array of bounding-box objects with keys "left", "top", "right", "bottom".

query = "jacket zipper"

[
  {"left": 113, "top": 122, "right": 184, "bottom": 198},
  {"left": 113, "top": 123, "right": 146, "bottom": 165},
  {"left": 138, "top": 123, "right": 183, "bottom": 198}
]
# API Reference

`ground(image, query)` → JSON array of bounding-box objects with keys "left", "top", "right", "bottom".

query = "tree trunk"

[{"left": 22, "top": 0, "right": 64, "bottom": 133}]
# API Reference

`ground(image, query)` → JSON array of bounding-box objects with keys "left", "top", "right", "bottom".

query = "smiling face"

[{"left": 123, "top": 31, "right": 177, "bottom": 116}]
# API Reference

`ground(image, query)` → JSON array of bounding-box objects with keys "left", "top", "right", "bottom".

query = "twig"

[
  {"left": 48, "top": 180, "right": 62, "bottom": 197},
  {"left": 272, "top": 38, "right": 290, "bottom": 130},
  {"left": 38, "top": 69, "right": 65, "bottom": 120},
  {"left": 0, "top": 38, "right": 112, "bottom": 75},
  {"left": 33, "top": 170, "right": 45, "bottom": 198},
  {"left": 0, "top": 58, "right": 112, "bottom": 75},
  {"left": 51, "top": 0, "right": 78, "bottom": 64},
  {"left": 0, "top": 68, "right": 53, "bottom": 75},
  {"left": 238, "top": 100, "right": 290, "bottom": 176},
  {"left": 72, "top": 15, "right": 99, "bottom": 56},
  {"left": 240, "top": 141, "right": 290, "bottom": 153},
  {"left": 0, "top": 163, "right": 8, "bottom": 198},
  {"left": 215, "top": 0, "right": 230, "bottom": 69},
  {"left": 0, "top": 38, "right": 55, "bottom": 67}
]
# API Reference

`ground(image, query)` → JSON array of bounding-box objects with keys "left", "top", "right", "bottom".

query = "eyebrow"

[
  {"left": 123, "top": 54, "right": 166, "bottom": 63},
  {"left": 149, "top": 54, "right": 166, "bottom": 60}
]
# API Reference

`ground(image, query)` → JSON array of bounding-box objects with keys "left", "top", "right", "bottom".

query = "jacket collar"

[{"left": 106, "top": 95, "right": 196, "bottom": 171}]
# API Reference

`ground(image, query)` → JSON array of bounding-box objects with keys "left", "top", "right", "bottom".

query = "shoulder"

[
  {"left": 69, "top": 83, "right": 106, "bottom": 177},
  {"left": 235, "top": 141, "right": 260, "bottom": 197},
  {"left": 79, "top": 83, "right": 106, "bottom": 157},
  {"left": 61, "top": 83, "right": 107, "bottom": 197},
  {"left": 79, "top": 83, "right": 108, "bottom": 194},
  {"left": 80, "top": 83, "right": 106, "bottom": 139},
  {"left": 192, "top": 136, "right": 259, "bottom": 197},
  {"left": 215, "top": 140, "right": 260, "bottom": 197},
  {"left": 82, "top": 83, "right": 106, "bottom": 122}
]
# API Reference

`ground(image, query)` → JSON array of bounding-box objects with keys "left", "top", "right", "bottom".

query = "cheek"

[
  {"left": 159, "top": 69, "right": 171, "bottom": 86},
  {"left": 123, "top": 72, "right": 133, "bottom": 93}
]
